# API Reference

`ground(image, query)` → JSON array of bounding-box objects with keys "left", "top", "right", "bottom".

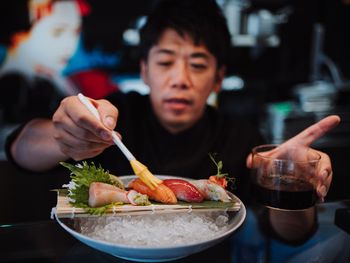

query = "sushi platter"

[{"left": 54, "top": 175, "right": 241, "bottom": 218}]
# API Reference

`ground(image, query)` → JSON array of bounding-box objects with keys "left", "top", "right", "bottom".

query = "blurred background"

[{"left": 0, "top": 0, "right": 349, "bottom": 200}]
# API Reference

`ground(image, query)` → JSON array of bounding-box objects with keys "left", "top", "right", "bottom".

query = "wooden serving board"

[{"left": 54, "top": 190, "right": 241, "bottom": 218}]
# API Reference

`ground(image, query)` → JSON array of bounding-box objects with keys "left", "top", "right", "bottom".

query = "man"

[{"left": 6, "top": 0, "right": 339, "bottom": 241}]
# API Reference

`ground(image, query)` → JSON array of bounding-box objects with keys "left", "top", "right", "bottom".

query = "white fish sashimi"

[
  {"left": 190, "top": 179, "right": 232, "bottom": 202},
  {"left": 88, "top": 182, "right": 129, "bottom": 207},
  {"left": 88, "top": 182, "right": 150, "bottom": 207}
]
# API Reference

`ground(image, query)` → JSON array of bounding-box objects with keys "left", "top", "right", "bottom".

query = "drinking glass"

[{"left": 250, "top": 144, "right": 321, "bottom": 210}]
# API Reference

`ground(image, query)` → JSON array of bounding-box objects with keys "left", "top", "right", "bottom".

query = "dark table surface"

[{"left": 1, "top": 160, "right": 350, "bottom": 263}]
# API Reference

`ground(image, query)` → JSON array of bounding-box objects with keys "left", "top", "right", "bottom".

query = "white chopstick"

[{"left": 77, "top": 93, "right": 136, "bottom": 161}]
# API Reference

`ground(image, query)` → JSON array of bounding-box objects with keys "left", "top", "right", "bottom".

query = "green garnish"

[
  {"left": 60, "top": 161, "right": 125, "bottom": 215},
  {"left": 208, "top": 153, "right": 236, "bottom": 187},
  {"left": 209, "top": 152, "right": 228, "bottom": 178}
]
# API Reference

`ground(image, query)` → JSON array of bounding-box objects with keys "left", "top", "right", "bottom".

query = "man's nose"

[{"left": 170, "top": 61, "right": 191, "bottom": 89}]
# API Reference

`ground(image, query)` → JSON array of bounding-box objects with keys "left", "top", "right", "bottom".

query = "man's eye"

[
  {"left": 191, "top": 63, "right": 207, "bottom": 70},
  {"left": 157, "top": 61, "right": 172, "bottom": 67}
]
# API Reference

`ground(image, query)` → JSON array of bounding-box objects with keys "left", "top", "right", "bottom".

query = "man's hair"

[{"left": 139, "top": 0, "right": 231, "bottom": 68}]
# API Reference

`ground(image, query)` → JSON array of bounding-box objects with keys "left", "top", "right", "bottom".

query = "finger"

[
  {"left": 54, "top": 120, "right": 112, "bottom": 158},
  {"left": 53, "top": 104, "right": 114, "bottom": 156},
  {"left": 317, "top": 175, "right": 331, "bottom": 201},
  {"left": 317, "top": 153, "right": 332, "bottom": 182},
  {"left": 248, "top": 145, "right": 286, "bottom": 169},
  {"left": 62, "top": 97, "right": 113, "bottom": 141},
  {"left": 94, "top": 99, "right": 119, "bottom": 131},
  {"left": 287, "top": 115, "right": 340, "bottom": 147},
  {"left": 59, "top": 141, "right": 107, "bottom": 160},
  {"left": 54, "top": 111, "right": 104, "bottom": 144},
  {"left": 54, "top": 124, "right": 112, "bottom": 157},
  {"left": 314, "top": 151, "right": 333, "bottom": 199},
  {"left": 246, "top": 153, "right": 253, "bottom": 168},
  {"left": 56, "top": 127, "right": 112, "bottom": 150}
]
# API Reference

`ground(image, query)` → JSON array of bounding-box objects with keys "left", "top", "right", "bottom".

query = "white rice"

[{"left": 76, "top": 212, "right": 230, "bottom": 247}]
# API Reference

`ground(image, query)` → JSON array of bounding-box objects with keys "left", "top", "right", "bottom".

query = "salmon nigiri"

[
  {"left": 88, "top": 182, "right": 150, "bottom": 207},
  {"left": 128, "top": 178, "right": 177, "bottom": 204}
]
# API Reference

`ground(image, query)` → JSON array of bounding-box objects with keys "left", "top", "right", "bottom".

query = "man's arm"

[
  {"left": 8, "top": 95, "right": 119, "bottom": 172},
  {"left": 10, "top": 119, "right": 69, "bottom": 171}
]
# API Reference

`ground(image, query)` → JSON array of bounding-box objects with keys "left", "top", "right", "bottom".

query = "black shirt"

[
  {"left": 0, "top": 72, "right": 63, "bottom": 123},
  {"left": 87, "top": 92, "right": 264, "bottom": 202},
  {"left": 7, "top": 92, "right": 318, "bottom": 243},
  {"left": 6, "top": 91, "right": 264, "bottom": 202}
]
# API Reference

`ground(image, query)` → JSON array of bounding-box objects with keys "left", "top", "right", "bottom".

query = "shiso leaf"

[
  {"left": 60, "top": 161, "right": 125, "bottom": 215},
  {"left": 77, "top": 202, "right": 123, "bottom": 215}
]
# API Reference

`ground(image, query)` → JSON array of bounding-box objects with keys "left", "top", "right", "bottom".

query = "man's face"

[{"left": 141, "top": 29, "right": 225, "bottom": 134}]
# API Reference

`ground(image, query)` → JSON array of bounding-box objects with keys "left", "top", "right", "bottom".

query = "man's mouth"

[{"left": 164, "top": 98, "right": 191, "bottom": 111}]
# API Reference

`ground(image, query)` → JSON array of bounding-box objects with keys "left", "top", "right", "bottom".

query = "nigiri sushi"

[
  {"left": 88, "top": 182, "right": 150, "bottom": 207},
  {"left": 163, "top": 179, "right": 204, "bottom": 202},
  {"left": 190, "top": 179, "right": 232, "bottom": 202},
  {"left": 128, "top": 178, "right": 177, "bottom": 204}
]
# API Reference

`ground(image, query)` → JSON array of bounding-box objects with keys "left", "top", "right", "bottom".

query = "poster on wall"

[{"left": 0, "top": 0, "right": 129, "bottom": 123}]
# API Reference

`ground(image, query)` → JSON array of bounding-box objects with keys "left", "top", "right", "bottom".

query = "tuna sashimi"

[{"left": 163, "top": 179, "right": 204, "bottom": 202}]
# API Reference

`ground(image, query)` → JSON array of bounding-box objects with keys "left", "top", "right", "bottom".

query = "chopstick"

[{"left": 77, "top": 93, "right": 162, "bottom": 190}]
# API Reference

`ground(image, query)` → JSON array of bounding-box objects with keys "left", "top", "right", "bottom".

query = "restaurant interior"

[
  {"left": 0, "top": 0, "right": 349, "bottom": 262},
  {"left": 1, "top": 0, "right": 349, "bottom": 200}
]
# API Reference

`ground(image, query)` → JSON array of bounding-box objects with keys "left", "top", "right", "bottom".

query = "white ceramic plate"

[{"left": 55, "top": 175, "right": 246, "bottom": 262}]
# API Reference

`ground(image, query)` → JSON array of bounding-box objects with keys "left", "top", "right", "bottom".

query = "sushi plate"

[{"left": 54, "top": 175, "right": 246, "bottom": 262}]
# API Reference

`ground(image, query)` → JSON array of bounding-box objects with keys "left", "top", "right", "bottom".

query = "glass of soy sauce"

[{"left": 250, "top": 144, "right": 321, "bottom": 210}]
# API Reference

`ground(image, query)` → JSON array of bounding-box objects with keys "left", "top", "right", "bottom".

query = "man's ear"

[
  {"left": 213, "top": 66, "right": 226, "bottom": 93},
  {"left": 140, "top": 60, "right": 149, "bottom": 85}
]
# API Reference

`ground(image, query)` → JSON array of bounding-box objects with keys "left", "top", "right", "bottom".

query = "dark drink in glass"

[
  {"left": 251, "top": 174, "right": 317, "bottom": 210},
  {"left": 251, "top": 144, "right": 320, "bottom": 210}
]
